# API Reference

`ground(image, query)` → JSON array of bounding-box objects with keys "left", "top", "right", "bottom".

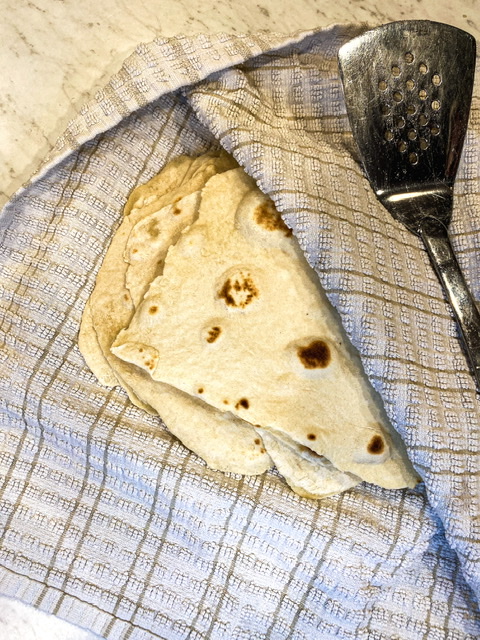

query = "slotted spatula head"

[
  {"left": 338, "top": 21, "right": 476, "bottom": 234},
  {"left": 338, "top": 21, "right": 480, "bottom": 390}
]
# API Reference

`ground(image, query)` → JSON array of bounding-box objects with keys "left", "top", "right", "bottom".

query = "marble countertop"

[{"left": 1, "top": 0, "right": 479, "bottom": 638}]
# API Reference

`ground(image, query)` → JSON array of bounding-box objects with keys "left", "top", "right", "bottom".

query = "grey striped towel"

[{"left": 0, "top": 25, "right": 479, "bottom": 639}]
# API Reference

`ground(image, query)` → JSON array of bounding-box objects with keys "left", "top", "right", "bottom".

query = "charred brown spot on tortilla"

[
  {"left": 132, "top": 248, "right": 138, "bottom": 254},
  {"left": 367, "top": 435, "right": 385, "bottom": 455},
  {"left": 218, "top": 273, "right": 258, "bottom": 308},
  {"left": 223, "top": 399, "right": 229, "bottom": 405},
  {"left": 197, "top": 387, "right": 204, "bottom": 394},
  {"left": 235, "top": 398, "right": 249, "bottom": 410},
  {"left": 139, "top": 347, "right": 144, "bottom": 353},
  {"left": 297, "top": 340, "right": 331, "bottom": 369},
  {"left": 123, "top": 294, "right": 129, "bottom": 301},
  {"left": 206, "top": 326, "right": 221, "bottom": 343},
  {"left": 149, "top": 305, "right": 158, "bottom": 315},
  {"left": 147, "top": 219, "right": 160, "bottom": 237},
  {"left": 172, "top": 205, "right": 182, "bottom": 216},
  {"left": 145, "top": 360, "right": 155, "bottom": 370},
  {"left": 254, "top": 200, "right": 292, "bottom": 236},
  {"left": 307, "top": 433, "right": 317, "bottom": 441},
  {"left": 260, "top": 447, "right": 266, "bottom": 454},
  {"left": 254, "top": 438, "right": 261, "bottom": 445}
]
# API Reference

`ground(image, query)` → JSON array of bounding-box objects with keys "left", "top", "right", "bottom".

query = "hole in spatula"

[
  {"left": 419, "top": 138, "right": 429, "bottom": 150},
  {"left": 408, "top": 152, "right": 419, "bottom": 164}
]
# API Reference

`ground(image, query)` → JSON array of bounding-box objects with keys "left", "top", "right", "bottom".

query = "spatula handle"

[{"left": 420, "top": 218, "right": 480, "bottom": 389}]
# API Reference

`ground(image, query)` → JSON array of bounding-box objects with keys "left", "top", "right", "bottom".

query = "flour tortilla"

[
  {"left": 255, "top": 427, "right": 361, "bottom": 499},
  {"left": 79, "top": 150, "right": 274, "bottom": 474},
  {"left": 80, "top": 150, "right": 364, "bottom": 495},
  {"left": 124, "top": 189, "right": 201, "bottom": 308},
  {"left": 113, "top": 167, "right": 419, "bottom": 489},
  {"left": 78, "top": 299, "right": 118, "bottom": 388}
]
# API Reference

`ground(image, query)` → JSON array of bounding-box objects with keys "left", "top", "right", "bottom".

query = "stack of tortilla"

[{"left": 80, "top": 149, "right": 419, "bottom": 499}]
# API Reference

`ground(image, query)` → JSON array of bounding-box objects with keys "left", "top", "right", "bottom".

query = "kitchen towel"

[{"left": 0, "top": 24, "right": 479, "bottom": 639}]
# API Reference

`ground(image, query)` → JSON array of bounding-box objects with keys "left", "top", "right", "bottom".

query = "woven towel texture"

[{"left": 0, "top": 25, "right": 479, "bottom": 639}]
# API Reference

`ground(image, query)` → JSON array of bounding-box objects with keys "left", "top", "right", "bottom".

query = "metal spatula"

[{"left": 338, "top": 20, "right": 480, "bottom": 389}]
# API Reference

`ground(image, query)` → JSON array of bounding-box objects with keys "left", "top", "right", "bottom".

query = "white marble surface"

[{"left": 1, "top": 0, "right": 480, "bottom": 637}]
